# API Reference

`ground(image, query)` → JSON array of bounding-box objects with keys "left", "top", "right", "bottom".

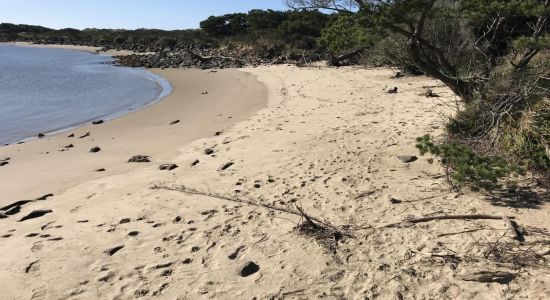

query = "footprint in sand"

[
  {"left": 228, "top": 245, "right": 246, "bottom": 260},
  {"left": 25, "top": 260, "right": 40, "bottom": 274},
  {"left": 30, "top": 286, "right": 47, "bottom": 300}
]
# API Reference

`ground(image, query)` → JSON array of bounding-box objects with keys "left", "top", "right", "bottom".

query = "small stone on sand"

[
  {"left": 90, "top": 146, "right": 101, "bottom": 153},
  {"left": 239, "top": 261, "right": 260, "bottom": 277}
]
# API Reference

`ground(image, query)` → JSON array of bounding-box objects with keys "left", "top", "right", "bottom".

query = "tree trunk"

[
  {"left": 328, "top": 45, "right": 369, "bottom": 67},
  {"left": 407, "top": 38, "right": 475, "bottom": 101}
]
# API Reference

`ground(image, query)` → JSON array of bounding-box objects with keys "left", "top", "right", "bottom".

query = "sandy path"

[{"left": 0, "top": 66, "right": 548, "bottom": 299}]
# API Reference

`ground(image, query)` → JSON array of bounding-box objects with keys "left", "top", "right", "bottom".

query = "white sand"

[{"left": 0, "top": 65, "right": 548, "bottom": 299}]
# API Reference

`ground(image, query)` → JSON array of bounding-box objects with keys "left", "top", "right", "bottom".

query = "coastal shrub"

[
  {"left": 318, "top": 14, "right": 379, "bottom": 55},
  {"left": 416, "top": 135, "right": 523, "bottom": 191}
]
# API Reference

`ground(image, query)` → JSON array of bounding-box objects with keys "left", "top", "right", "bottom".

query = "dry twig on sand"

[
  {"left": 381, "top": 214, "right": 516, "bottom": 228},
  {"left": 151, "top": 183, "right": 349, "bottom": 252},
  {"left": 458, "top": 271, "right": 516, "bottom": 284}
]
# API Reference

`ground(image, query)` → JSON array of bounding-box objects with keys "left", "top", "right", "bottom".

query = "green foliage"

[
  {"left": 319, "top": 14, "right": 379, "bottom": 53},
  {"left": 501, "top": 98, "right": 550, "bottom": 171},
  {"left": 513, "top": 35, "right": 550, "bottom": 51},
  {"left": 416, "top": 135, "right": 523, "bottom": 191}
]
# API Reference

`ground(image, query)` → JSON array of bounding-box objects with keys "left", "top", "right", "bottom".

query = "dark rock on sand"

[
  {"left": 128, "top": 155, "right": 150, "bottom": 163},
  {"left": 128, "top": 231, "right": 139, "bottom": 237},
  {"left": 1, "top": 200, "right": 34, "bottom": 212},
  {"left": 104, "top": 245, "right": 124, "bottom": 256},
  {"left": 5, "top": 205, "right": 24, "bottom": 215},
  {"left": 159, "top": 164, "right": 178, "bottom": 171},
  {"left": 65, "top": 144, "right": 74, "bottom": 149},
  {"left": 79, "top": 132, "right": 90, "bottom": 138},
  {"left": 169, "top": 120, "right": 180, "bottom": 125},
  {"left": 387, "top": 87, "right": 398, "bottom": 94},
  {"left": 38, "top": 133, "right": 45, "bottom": 138},
  {"left": 19, "top": 210, "right": 53, "bottom": 222},
  {"left": 191, "top": 159, "right": 200, "bottom": 167},
  {"left": 0, "top": 161, "right": 8, "bottom": 167},
  {"left": 214, "top": 131, "right": 223, "bottom": 136},
  {"left": 389, "top": 198, "right": 402, "bottom": 204},
  {"left": 182, "top": 258, "right": 193, "bottom": 264},
  {"left": 95, "top": 168, "right": 106, "bottom": 172},
  {"left": 219, "top": 162, "right": 234, "bottom": 171},
  {"left": 119, "top": 218, "right": 131, "bottom": 224},
  {"left": 92, "top": 120, "right": 104, "bottom": 125},
  {"left": 204, "top": 148, "right": 215, "bottom": 155},
  {"left": 239, "top": 261, "right": 260, "bottom": 277},
  {"left": 67, "top": 133, "right": 75, "bottom": 138},
  {"left": 397, "top": 155, "right": 418, "bottom": 163},
  {"left": 90, "top": 146, "right": 101, "bottom": 153}
]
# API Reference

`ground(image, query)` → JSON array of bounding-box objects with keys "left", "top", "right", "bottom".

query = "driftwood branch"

[
  {"left": 457, "top": 271, "right": 516, "bottom": 284},
  {"left": 187, "top": 49, "right": 246, "bottom": 63},
  {"left": 502, "top": 216, "right": 524, "bottom": 241},
  {"left": 151, "top": 183, "right": 344, "bottom": 234},
  {"left": 382, "top": 214, "right": 516, "bottom": 228}
]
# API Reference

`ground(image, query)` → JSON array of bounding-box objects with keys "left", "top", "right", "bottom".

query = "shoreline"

[
  {"left": 0, "top": 68, "right": 267, "bottom": 204},
  {"left": 2, "top": 41, "right": 137, "bottom": 56},
  {"left": 0, "top": 43, "right": 171, "bottom": 146}
]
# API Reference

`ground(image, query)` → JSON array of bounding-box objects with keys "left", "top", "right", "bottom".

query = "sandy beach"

[
  {"left": 5, "top": 41, "right": 136, "bottom": 56},
  {"left": 0, "top": 65, "right": 549, "bottom": 299}
]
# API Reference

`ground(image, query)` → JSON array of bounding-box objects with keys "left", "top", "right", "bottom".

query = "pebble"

[
  {"left": 397, "top": 155, "right": 418, "bottom": 163},
  {"left": 239, "top": 261, "right": 260, "bottom": 277},
  {"left": 90, "top": 146, "right": 101, "bottom": 153}
]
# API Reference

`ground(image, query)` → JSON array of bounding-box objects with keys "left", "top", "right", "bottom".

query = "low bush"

[{"left": 416, "top": 135, "right": 523, "bottom": 191}]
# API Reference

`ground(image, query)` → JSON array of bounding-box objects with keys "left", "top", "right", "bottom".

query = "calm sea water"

[{"left": 0, "top": 45, "right": 171, "bottom": 145}]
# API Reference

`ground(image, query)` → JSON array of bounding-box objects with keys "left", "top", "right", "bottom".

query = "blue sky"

[{"left": 0, "top": 0, "right": 288, "bottom": 30}]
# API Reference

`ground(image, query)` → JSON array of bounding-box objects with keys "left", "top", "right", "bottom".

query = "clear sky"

[{"left": 0, "top": 0, "right": 288, "bottom": 30}]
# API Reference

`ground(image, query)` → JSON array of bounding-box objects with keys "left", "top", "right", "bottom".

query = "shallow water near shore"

[{"left": 0, "top": 44, "right": 171, "bottom": 145}]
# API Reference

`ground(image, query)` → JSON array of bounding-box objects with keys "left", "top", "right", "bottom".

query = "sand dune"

[{"left": 0, "top": 66, "right": 548, "bottom": 299}]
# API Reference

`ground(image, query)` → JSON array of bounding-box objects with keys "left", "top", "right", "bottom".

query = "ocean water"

[{"left": 0, "top": 45, "right": 171, "bottom": 145}]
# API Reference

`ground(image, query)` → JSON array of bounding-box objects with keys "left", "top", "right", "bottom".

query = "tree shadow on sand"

[{"left": 486, "top": 187, "right": 550, "bottom": 209}]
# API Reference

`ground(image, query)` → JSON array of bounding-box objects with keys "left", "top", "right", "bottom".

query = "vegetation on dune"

[{"left": 287, "top": 0, "right": 549, "bottom": 191}]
